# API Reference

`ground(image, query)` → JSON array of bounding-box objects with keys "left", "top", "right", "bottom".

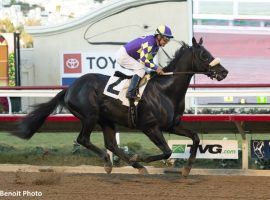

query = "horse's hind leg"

[
  {"left": 77, "top": 118, "right": 112, "bottom": 174},
  {"left": 65, "top": 88, "right": 112, "bottom": 173},
  {"left": 99, "top": 120, "right": 148, "bottom": 174}
]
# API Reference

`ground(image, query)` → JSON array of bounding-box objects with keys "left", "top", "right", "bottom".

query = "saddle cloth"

[{"left": 103, "top": 71, "right": 151, "bottom": 106}]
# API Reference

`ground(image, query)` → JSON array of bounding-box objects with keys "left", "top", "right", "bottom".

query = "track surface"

[{"left": 0, "top": 172, "right": 270, "bottom": 200}]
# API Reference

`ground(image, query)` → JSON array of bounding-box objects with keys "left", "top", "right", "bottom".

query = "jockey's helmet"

[{"left": 155, "top": 25, "right": 174, "bottom": 38}]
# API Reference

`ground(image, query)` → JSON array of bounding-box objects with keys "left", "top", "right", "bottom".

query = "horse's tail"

[{"left": 12, "top": 89, "right": 67, "bottom": 139}]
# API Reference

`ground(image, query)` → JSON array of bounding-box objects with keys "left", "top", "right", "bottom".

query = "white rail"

[
  {"left": 186, "top": 89, "right": 270, "bottom": 97},
  {"left": 0, "top": 90, "right": 62, "bottom": 97},
  {"left": 1, "top": 88, "right": 269, "bottom": 115},
  {"left": 1, "top": 89, "right": 270, "bottom": 97}
]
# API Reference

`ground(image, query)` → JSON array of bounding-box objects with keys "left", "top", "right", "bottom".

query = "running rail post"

[{"left": 234, "top": 121, "right": 248, "bottom": 170}]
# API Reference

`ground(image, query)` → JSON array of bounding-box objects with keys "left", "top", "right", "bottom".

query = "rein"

[
  {"left": 160, "top": 46, "right": 202, "bottom": 76},
  {"left": 163, "top": 71, "right": 208, "bottom": 75},
  {"left": 162, "top": 57, "right": 220, "bottom": 76},
  {"left": 161, "top": 48, "right": 211, "bottom": 76},
  {"left": 160, "top": 43, "right": 221, "bottom": 77}
]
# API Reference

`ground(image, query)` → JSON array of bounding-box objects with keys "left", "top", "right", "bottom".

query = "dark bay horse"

[{"left": 12, "top": 37, "right": 228, "bottom": 177}]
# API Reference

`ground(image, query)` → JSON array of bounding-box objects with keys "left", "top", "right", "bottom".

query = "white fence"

[{"left": 1, "top": 85, "right": 270, "bottom": 114}]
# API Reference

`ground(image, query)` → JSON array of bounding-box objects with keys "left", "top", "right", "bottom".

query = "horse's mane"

[{"left": 163, "top": 41, "right": 190, "bottom": 72}]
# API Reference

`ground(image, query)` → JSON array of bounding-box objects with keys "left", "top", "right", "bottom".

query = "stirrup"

[
  {"left": 127, "top": 96, "right": 140, "bottom": 101},
  {"left": 126, "top": 90, "right": 140, "bottom": 101},
  {"left": 127, "top": 95, "right": 140, "bottom": 101}
]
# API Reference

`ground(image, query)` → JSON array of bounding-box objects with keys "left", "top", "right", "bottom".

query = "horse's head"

[{"left": 191, "top": 37, "right": 228, "bottom": 81}]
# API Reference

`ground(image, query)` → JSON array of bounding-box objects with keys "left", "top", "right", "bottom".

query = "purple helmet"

[{"left": 154, "top": 25, "right": 174, "bottom": 38}]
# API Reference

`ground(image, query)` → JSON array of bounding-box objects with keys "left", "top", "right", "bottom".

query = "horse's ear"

[
  {"left": 192, "top": 37, "right": 197, "bottom": 46},
  {"left": 199, "top": 37, "right": 203, "bottom": 45}
]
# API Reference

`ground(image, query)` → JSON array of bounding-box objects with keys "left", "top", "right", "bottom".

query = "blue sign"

[
  {"left": 62, "top": 78, "right": 77, "bottom": 86},
  {"left": 251, "top": 140, "right": 270, "bottom": 159}
]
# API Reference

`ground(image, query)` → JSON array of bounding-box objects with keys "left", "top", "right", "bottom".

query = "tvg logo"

[
  {"left": 172, "top": 144, "right": 186, "bottom": 153},
  {"left": 187, "top": 144, "right": 222, "bottom": 154}
]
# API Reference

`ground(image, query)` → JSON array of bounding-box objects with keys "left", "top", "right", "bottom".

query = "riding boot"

[{"left": 126, "top": 74, "right": 141, "bottom": 100}]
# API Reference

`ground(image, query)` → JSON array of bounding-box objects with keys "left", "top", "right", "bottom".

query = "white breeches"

[{"left": 115, "top": 46, "right": 145, "bottom": 78}]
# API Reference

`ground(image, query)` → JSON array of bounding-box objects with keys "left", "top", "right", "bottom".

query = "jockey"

[{"left": 116, "top": 25, "right": 174, "bottom": 100}]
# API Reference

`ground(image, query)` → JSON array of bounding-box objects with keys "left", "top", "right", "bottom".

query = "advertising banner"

[
  {"left": 60, "top": 52, "right": 132, "bottom": 85},
  {"left": 251, "top": 140, "right": 270, "bottom": 159},
  {"left": 168, "top": 140, "right": 238, "bottom": 159}
]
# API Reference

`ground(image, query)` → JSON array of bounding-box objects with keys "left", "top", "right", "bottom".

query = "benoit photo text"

[{"left": 0, "top": 190, "right": 42, "bottom": 197}]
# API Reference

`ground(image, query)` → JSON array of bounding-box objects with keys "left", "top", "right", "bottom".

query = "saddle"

[
  {"left": 114, "top": 71, "right": 151, "bottom": 128},
  {"left": 104, "top": 71, "right": 151, "bottom": 128}
]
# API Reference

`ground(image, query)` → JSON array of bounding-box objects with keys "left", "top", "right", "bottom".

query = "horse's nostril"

[{"left": 222, "top": 70, "right": 228, "bottom": 76}]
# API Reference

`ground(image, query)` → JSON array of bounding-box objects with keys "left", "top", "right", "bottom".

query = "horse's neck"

[
  {"left": 166, "top": 54, "right": 193, "bottom": 108},
  {"left": 171, "top": 72, "right": 193, "bottom": 102}
]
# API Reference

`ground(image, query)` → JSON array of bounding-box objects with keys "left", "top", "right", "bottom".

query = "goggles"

[{"left": 162, "top": 36, "right": 170, "bottom": 42}]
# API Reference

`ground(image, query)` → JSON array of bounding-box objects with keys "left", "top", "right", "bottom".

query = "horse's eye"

[{"left": 200, "top": 51, "right": 209, "bottom": 61}]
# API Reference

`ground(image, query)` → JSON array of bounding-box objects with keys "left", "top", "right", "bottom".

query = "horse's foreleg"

[
  {"left": 171, "top": 124, "right": 200, "bottom": 177},
  {"left": 130, "top": 126, "right": 172, "bottom": 163},
  {"left": 100, "top": 121, "right": 148, "bottom": 174},
  {"left": 77, "top": 120, "right": 112, "bottom": 174}
]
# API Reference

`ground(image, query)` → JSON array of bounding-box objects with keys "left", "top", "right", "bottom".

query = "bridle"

[{"left": 162, "top": 46, "right": 220, "bottom": 79}]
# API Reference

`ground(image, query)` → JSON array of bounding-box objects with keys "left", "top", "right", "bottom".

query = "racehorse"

[{"left": 12, "top": 37, "right": 228, "bottom": 177}]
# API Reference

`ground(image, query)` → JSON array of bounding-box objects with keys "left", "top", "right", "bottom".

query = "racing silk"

[{"left": 124, "top": 35, "right": 159, "bottom": 70}]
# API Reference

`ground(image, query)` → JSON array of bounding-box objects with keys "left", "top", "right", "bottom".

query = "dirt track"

[{"left": 0, "top": 171, "right": 270, "bottom": 200}]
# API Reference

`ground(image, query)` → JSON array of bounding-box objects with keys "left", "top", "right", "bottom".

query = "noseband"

[{"left": 207, "top": 57, "right": 221, "bottom": 79}]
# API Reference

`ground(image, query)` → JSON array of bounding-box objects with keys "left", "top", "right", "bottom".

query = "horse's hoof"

[
  {"left": 130, "top": 154, "right": 140, "bottom": 162},
  {"left": 181, "top": 166, "right": 191, "bottom": 178},
  {"left": 104, "top": 165, "right": 113, "bottom": 174},
  {"left": 138, "top": 167, "right": 148, "bottom": 175},
  {"left": 104, "top": 159, "right": 113, "bottom": 174}
]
